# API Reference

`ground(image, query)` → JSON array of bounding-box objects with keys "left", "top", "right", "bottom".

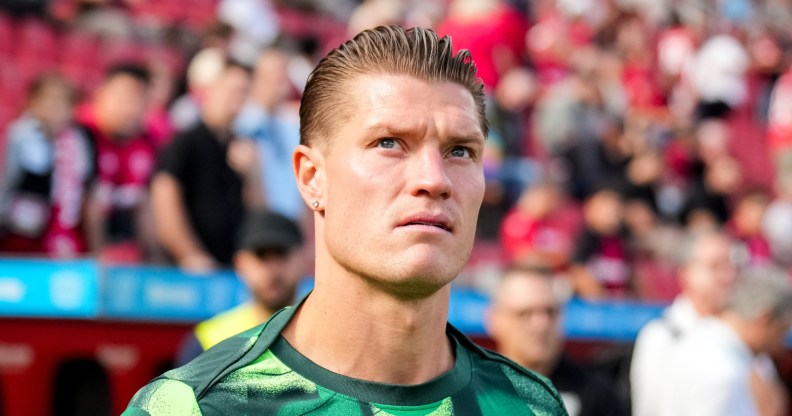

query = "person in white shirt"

[
  {"left": 662, "top": 271, "right": 792, "bottom": 416},
  {"left": 630, "top": 230, "right": 737, "bottom": 416}
]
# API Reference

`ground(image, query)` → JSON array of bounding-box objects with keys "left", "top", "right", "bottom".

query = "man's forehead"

[
  {"left": 496, "top": 274, "right": 558, "bottom": 308},
  {"left": 346, "top": 74, "right": 484, "bottom": 135}
]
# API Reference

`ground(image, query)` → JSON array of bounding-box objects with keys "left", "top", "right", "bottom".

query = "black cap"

[{"left": 237, "top": 210, "right": 304, "bottom": 252}]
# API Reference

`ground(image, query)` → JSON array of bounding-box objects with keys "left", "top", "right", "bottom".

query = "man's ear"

[{"left": 293, "top": 144, "right": 325, "bottom": 211}]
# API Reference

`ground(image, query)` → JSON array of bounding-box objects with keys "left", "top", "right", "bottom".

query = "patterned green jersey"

[{"left": 124, "top": 299, "right": 568, "bottom": 416}]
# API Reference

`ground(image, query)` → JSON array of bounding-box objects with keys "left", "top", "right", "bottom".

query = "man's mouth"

[{"left": 398, "top": 214, "right": 453, "bottom": 232}]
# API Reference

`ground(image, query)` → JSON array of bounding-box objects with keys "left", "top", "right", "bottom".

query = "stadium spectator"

[
  {"left": 499, "top": 181, "right": 573, "bottom": 270},
  {"left": 436, "top": 0, "right": 528, "bottom": 91},
  {"left": 169, "top": 47, "right": 227, "bottom": 133},
  {"left": 487, "top": 266, "right": 629, "bottom": 416},
  {"left": 75, "top": 64, "right": 158, "bottom": 262},
  {"left": 234, "top": 47, "right": 305, "bottom": 221},
  {"left": 175, "top": 210, "right": 305, "bottom": 365},
  {"left": 631, "top": 231, "right": 738, "bottom": 416},
  {"left": 662, "top": 270, "right": 791, "bottom": 416},
  {"left": 151, "top": 59, "right": 262, "bottom": 272},
  {"left": 625, "top": 197, "right": 683, "bottom": 301},
  {"left": 0, "top": 75, "right": 93, "bottom": 256},
  {"left": 632, "top": 232, "right": 789, "bottom": 416},
  {"left": 568, "top": 185, "right": 632, "bottom": 298}
]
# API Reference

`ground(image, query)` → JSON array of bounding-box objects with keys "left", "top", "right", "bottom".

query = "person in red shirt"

[
  {"left": 436, "top": 0, "right": 528, "bottom": 91},
  {"left": 500, "top": 181, "right": 574, "bottom": 270},
  {"left": 75, "top": 64, "right": 158, "bottom": 263}
]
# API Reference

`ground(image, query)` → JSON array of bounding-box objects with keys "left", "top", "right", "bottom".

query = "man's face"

[
  {"left": 204, "top": 66, "right": 250, "bottom": 127},
  {"left": 235, "top": 248, "right": 304, "bottom": 312},
  {"left": 96, "top": 74, "right": 149, "bottom": 138},
  {"left": 682, "top": 235, "right": 737, "bottom": 315},
  {"left": 317, "top": 74, "right": 485, "bottom": 298},
  {"left": 32, "top": 82, "right": 73, "bottom": 132},
  {"left": 488, "top": 274, "right": 564, "bottom": 371}
]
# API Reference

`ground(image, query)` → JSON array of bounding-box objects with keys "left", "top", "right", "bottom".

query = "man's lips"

[{"left": 397, "top": 213, "right": 453, "bottom": 232}]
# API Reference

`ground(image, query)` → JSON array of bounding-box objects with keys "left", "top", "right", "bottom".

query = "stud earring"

[{"left": 312, "top": 201, "right": 319, "bottom": 209}]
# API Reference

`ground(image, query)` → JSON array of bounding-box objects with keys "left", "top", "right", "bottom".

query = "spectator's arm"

[
  {"left": 136, "top": 191, "right": 165, "bottom": 264},
  {"left": 228, "top": 138, "right": 265, "bottom": 209},
  {"left": 150, "top": 172, "right": 216, "bottom": 272},
  {"left": 84, "top": 183, "right": 106, "bottom": 254},
  {"left": 569, "top": 231, "right": 604, "bottom": 299},
  {"left": 568, "top": 264, "right": 604, "bottom": 299}
]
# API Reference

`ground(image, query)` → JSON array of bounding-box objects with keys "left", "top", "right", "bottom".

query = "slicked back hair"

[{"left": 299, "top": 25, "right": 487, "bottom": 148}]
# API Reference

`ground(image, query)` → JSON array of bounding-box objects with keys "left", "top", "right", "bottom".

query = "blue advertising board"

[
  {"left": 0, "top": 258, "right": 99, "bottom": 318},
  {"left": 0, "top": 259, "right": 789, "bottom": 345},
  {"left": 102, "top": 265, "right": 249, "bottom": 321}
]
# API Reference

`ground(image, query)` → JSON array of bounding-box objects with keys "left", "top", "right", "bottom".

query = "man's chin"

[{"left": 368, "top": 263, "right": 460, "bottom": 300}]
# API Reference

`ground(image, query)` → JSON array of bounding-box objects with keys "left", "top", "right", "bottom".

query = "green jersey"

[{"left": 124, "top": 299, "right": 568, "bottom": 416}]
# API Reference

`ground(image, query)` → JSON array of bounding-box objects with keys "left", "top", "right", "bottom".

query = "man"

[
  {"left": 630, "top": 231, "right": 787, "bottom": 416},
  {"left": 662, "top": 271, "right": 792, "bottom": 415},
  {"left": 125, "top": 26, "right": 567, "bottom": 415},
  {"left": 487, "top": 267, "right": 629, "bottom": 416},
  {"left": 175, "top": 210, "right": 305, "bottom": 365},
  {"left": 76, "top": 64, "right": 157, "bottom": 262},
  {"left": 234, "top": 47, "right": 305, "bottom": 221},
  {"left": 630, "top": 231, "right": 735, "bottom": 415},
  {"left": 151, "top": 59, "right": 263, "bottom": 272}
]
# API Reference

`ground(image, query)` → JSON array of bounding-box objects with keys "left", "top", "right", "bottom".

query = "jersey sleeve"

[
  {"left": 155, "top": 134, "right": 190, "bottom": 182},
  {"left": 123, "top": 378, "right": 202, "bottom": 416}
]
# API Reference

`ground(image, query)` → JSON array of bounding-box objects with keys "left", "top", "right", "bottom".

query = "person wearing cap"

[{"left": 174, "top": 210, "right": 305, "bottom": 366}]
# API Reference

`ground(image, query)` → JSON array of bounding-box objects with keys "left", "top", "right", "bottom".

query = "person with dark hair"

[
  {"left": 125, "top": 26, "right": 567, "bottom": 415},
  {"left": 568, "top": 185, "right": 632, "bottom": 299},
  {"left": 175, "top": 210, "right": 306, "bottom": 366},
  {"left": 75, "top": 63, "right": 158, "bottom": 262},
  {"left": 0, "top": 75, "right": 94, "bottom": 256},
  {"left": 151, "top": 60, "right": 263, "bottom": 271}
]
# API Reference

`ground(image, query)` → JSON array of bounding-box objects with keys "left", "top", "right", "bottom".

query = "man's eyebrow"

[
  {"left": 363, "top": 120, "right": 487, "bottom": 143},
  {"left": 447, "top": 135, "right": 486, "bottom": 145},
  {"left": 363, "top": 121, "right": 415, "bottom": 137}
]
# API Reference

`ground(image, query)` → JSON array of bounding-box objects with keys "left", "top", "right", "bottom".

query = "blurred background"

[{"left": 1, "top": 0, "right": 792, "bottom": 414}]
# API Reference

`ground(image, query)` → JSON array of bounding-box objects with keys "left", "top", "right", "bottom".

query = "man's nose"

[{"left": 408, "top": 147, "right": 452, "bottom": 199}]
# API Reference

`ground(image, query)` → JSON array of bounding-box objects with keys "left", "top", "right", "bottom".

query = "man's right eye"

[{"left": 376, "top": 138, "right": 398, "bottom": 149}]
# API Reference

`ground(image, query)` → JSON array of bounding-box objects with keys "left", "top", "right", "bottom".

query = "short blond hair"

[{"left": 299, "top": 25, "right": 487, "bottom": 147}]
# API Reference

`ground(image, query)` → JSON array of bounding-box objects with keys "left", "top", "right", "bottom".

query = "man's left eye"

[{"left": 448, "top": 146, "right": 471, "bottom": 158}]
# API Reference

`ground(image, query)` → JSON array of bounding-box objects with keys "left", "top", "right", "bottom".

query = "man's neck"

[
  {"left": 281, "top": 266, "right": 454, "bottom": 385},
  {"left": 202, "top": 112, "right": 232, "bottom": 140}
]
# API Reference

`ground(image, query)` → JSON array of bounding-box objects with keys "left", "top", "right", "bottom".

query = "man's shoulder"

[
  {"left": 451, "top": 327, "right": 569, "bottom": 416},
  {"left": 125, "top": 307, "right": 293, "bottom": 414},
  {"left": 164, "top": 322, "right": 267, "bottom": 391},
  {"left": 123, "top": 378, "right": 202, "bottom": 416}
]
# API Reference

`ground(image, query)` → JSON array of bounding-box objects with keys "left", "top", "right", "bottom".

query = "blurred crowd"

[{"left": 4, "top": 0, "right": 792, "bottom": 293}]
